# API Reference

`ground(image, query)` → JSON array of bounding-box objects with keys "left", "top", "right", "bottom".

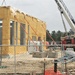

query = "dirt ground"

[
  {"left": 0, "top": 52, "right": 54, "bottom": 73},
  {"left": 0, "top": 49, "right": 75, "bottom": 75}
]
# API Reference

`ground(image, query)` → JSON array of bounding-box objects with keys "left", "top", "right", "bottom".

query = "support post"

[
  {"left": 54, "top": 60, "right": 58, "bottom": 73},
  {"left": 44, "top": 59, "right": 46, "bottom": 75}
]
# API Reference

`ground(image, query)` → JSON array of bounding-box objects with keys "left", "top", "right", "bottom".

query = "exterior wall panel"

[{"left": 0, "top": 6, "right": 46, "bottom": 55}]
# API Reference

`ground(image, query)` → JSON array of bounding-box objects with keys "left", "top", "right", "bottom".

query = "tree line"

[{"left": 46, "top": 29, "right": 74, "bottom": 42}]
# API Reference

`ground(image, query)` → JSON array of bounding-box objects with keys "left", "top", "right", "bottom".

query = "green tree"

[
  {"left": 46, "top": 30, "right": 68, "bottom": 42},
  {"left": 51, "top": 31, "right": 57, "bottom": 41},
  {"left": 56, "top": 31, "right": 62, "bottom": 41},
  {"left": 46, "top": 30, "right": 51, "bottom": 41}
]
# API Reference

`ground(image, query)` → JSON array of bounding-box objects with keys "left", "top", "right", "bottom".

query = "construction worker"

[{"left": 38, "top": 37, "right": 43, "bottom": 52}]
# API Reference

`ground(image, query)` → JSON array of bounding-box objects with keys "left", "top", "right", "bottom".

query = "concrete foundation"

[
  {"left": 32, "top": 51, "right": 47, "bottom": 58},
  {"left": 47, "top": 50, "right": 58, "bottom": 58}
]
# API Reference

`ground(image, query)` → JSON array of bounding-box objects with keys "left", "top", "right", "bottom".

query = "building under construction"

[{"left": 0, "top": 6, "right": 46, "bottom": 56}]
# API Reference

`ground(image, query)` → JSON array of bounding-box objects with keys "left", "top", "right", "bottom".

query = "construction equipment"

[
  {"left": 55, "top": 0, "right": 75, "bottom": 51},
  {"left": 55, "top": 0, "right": 75, "bottom": 74}
]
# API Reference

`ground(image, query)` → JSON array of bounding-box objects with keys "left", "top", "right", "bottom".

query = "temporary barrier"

[{"left": 45, "top": 69, "right": 62, "bottom": 75}]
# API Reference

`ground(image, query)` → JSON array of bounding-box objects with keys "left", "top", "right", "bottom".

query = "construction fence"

[
  {"left": 0, "top": 44, "right": 75, "bottom": 75},
  {"left": 0, "top": 44, "right": 53, "bottom": 75}
]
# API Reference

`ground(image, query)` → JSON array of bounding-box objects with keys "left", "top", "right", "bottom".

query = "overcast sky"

[{"left": 1, "top": 0, "right": 75, "bottom": 32}]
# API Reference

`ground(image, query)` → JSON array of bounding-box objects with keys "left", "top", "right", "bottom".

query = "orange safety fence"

[{"left": 45, "top": 68, "right": 62, "bottom": 75}]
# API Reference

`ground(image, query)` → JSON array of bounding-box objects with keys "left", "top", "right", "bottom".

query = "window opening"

[
  {"left": 16, "top": 22, "right": 18, "bottom": 45},
  {"left": 32, "top": 36, "right": 36, "bottom": 41},
  {"left": 20, "top": 23, "right": 25, "bottom": 45},
  {"left": 0, "top": 20, "right": 2, "bottom": 45},
  {"left": 10, "top": 21, "right": 14, "bottom": 45}
]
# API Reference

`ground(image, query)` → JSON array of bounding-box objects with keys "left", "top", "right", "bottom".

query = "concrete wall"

[{"left": 0, "top": 6, "right": 46, "bottom": 55}]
